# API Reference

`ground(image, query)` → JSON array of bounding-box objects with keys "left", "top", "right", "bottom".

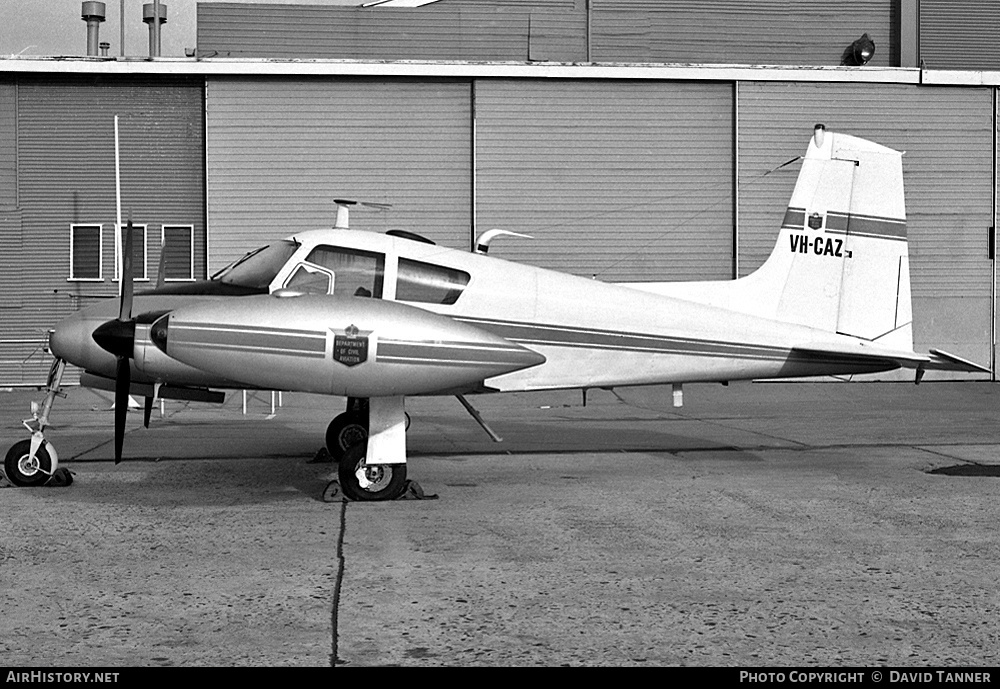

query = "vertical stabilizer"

[{"left": 736, "top": 125, "right": 913, "bottom": 350}]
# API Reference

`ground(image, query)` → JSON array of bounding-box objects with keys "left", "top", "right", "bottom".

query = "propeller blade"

[
  {"left": 155, "top": 234, "right": 167, "bottom": 289},
  {"left": 119, "top": 219, "right": 135, "bottom": 322},
  {"left": 143, "top": 395, "right": 153, "bottom": 429},
  {"left": 114, "top": 356, "right": 131, "bottom": 464}
]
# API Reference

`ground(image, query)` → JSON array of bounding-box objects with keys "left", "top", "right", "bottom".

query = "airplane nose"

[
  {"left": 48, "top": 313, "right": 89, "bottom": 364},
  {"left": 48, "top": 312, "right": 118, "bottom": 378}
]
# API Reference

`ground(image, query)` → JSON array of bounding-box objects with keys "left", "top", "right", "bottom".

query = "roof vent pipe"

[
  {"left": 143, "top": 2, "right": 167, "bottom": 57},
  {"left": 81, "top": 2, "right": 107, "bottom": 56}
]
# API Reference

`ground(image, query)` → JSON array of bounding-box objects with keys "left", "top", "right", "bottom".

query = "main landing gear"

[
  {"left": 322, "top": 394, "right": 500, "bottom": 502},
  {"left": 3, "top": 358, "right": 71, "bottom": 488},
  {"left": 324, "top": 396, "right": 424, "bottom": 502},
  {"left": 325, "top": 397, "right": 370, "bottom": 464},
  {"left": 337, "top": 442, "right": 408, "bottom": 501}
]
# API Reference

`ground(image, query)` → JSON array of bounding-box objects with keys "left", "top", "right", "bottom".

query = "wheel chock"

[
  {"left": 308, "top": 447, "right": 334, "bottom": 464},
  {"left": 321, "top": 478, "right": 438, "bottom": 502},
  {"left": 322, "top": 479, "right": 342, "bottom": 502},
  {"left": 45, "top": 468, "right": 74, "bottom": 487},
  {"left": 399, "top": 479, "right": 437, "bottom": 500},
  {"left": 0, "top": 467, "right": 73, "bottom": 488}
]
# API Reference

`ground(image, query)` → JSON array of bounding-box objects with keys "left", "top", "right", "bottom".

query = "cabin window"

[
  {"left": 162, "top": 225, "right": 195, "bottom": 281},
  {"left": 114, "top": 224, "right": 148, "bottom": 282},
  {"left": 305, "top": 246, "right": 385, "bottom": 298},
  {"left": 69, "top": 224, "right": 103, "bottom": 281},
  {"left": 396, "top": 258, "right": 470, "bottom": 305}
]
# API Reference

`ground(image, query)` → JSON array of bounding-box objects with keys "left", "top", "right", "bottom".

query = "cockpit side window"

[
  {"left": 285, "top": 264, "right": 333, "bottom": 294},
  {"left": 306, "top": 246, "right": 385, "bottom": 298},
  {"left": 396, "top": 258, "right": 470, "bottom": 305}
]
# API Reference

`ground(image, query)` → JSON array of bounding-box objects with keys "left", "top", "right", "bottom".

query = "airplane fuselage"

[{"left": 50, "top": 227, "right": 898, "bottom": 399}]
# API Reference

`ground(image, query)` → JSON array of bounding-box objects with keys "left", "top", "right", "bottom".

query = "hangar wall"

[
  {"left": 205, "top": 78, "right": 733, "bottom": 283},
  {"left": 197, "top": 0, "right": 587, "bottom": 61},
  {"left": 473, "top": 79, "right": 733, "bottom": 282},
  {"left": 920, "top": 1, "right": 1000, "bottom": 71},
  {"left": 205, "top": 78, "right": 472, "bottom": 265},
  {"left": 197, "top": 0, "right": 898, "bottom": 67},
  {"left": 0, "top": 76, "right": 205, "bottom": 385}
]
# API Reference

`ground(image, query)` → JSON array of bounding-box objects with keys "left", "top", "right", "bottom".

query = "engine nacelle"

[
  {"left": 150, "top": 293, "right": 545, "bottom": 397},
  {"left": 134, "top": 317, "right": 240, "bottom": 387}
]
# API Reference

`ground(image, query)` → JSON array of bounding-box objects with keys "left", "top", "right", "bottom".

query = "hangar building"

[{"left": 0, "top": 0, "right": 998, "bottom": 385}]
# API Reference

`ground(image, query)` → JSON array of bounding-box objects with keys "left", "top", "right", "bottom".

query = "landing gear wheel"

[
  {"left": 325, "top": 412, "right": 369, "bottom": 462},
  {"left": 337, "top": 443, "right": 407, "bottom": 501},
  {"left": 4, "top": 440, "right": 53, "bottom": 487}
]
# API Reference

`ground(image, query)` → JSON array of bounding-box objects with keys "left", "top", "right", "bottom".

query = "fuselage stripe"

[
  {"left": 169, "top": 322, "right": 327, "bottom": 356},
  {"left": 171, "top": 341, "right": 327, "bottom": 359},
  {"left": 453, "top": 316, "right": 894, "bottom": 369}
]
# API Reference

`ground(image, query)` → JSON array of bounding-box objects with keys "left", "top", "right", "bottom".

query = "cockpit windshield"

[{"left": 211, "top": 240, "right": 299, "bottom": 290}]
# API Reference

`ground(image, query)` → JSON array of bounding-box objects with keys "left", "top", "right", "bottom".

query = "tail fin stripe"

[
  {"left": 825, "top": 228, "right": 907, "bottom": 242},
  {"left": 781, "top": 207, "right": 806, "bottom": 228},
  {"left": 826, "top": 212, "right": 907, "bottom": 239}
]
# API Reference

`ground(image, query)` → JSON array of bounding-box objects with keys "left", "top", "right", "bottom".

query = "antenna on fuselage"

[
  {"left": 333, "top": 199, "right": 356, "bottom": 229},
  {"left": 333, "top": 199, "right": 393, "bottom": 230},
  {"left": 474, "top": 229, "right": 534, "bottom": 254}
]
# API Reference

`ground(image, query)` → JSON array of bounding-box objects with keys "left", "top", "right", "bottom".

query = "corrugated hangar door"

[
  {"left": 919, "top": 0, "right": 1000, "bottom": 71},
  {"left": 12, "top": 76, "right": 204, "bottom": 386},
  {"left": 474, "top": 79, "right": 734, "bottom": 282},
  {"left": 205, "top": 78, "right": 472, "bottom": 271},
  {"left": 737, "top": 82, "right": 994, "bottom": 378}
]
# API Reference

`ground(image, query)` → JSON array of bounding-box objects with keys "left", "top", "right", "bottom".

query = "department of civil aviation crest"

[{"left": 333, "top": 324, "right": 371, "bottom": 367}]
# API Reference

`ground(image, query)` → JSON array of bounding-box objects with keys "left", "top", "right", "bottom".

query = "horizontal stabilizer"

[
  {"left": 792, "top": 342, "right": 991, "bottom": 382},
  {"left": 792, "top": 341, "right": 929, "bottom": 369},
  {"left": 925, "top": 349, "right": 991, "bottom": 374}
]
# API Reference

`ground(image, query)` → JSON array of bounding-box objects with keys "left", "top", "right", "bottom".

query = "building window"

[
  {"left": 114, "top": 224, "right": 148, "bottom": 282},
  {"left": 69, "top": 224, "right": 103, "bottom": 281},
  {"left": 162, "top": 225, "right": 195, "bottom": 281},
  {"left": 396, "top": 258, "right": 470, "bottom": 305}
]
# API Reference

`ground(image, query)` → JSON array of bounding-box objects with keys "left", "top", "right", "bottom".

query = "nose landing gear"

[
  {"left": 3, "top": 358, "right": 70, "bottom": 488},
  {"left": 4, "top": 438, "right": 56, "bottom": 487}
]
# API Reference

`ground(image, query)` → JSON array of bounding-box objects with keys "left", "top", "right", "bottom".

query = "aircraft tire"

[
  {"left": 338, "top": 443, "right": 407, "bottom": 501},
  {"left": 326, "top": 412, "right": 369, "bottom": 462},
  {"left": 4, "top": 439, "right": 53, "bottom": 488}
]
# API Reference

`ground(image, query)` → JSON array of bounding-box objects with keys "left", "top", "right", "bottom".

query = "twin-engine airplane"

[{"left": 4, "top": 125, "right": 988, "bottom": 499}]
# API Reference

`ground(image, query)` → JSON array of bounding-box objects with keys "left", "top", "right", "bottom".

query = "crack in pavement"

[{"left": 331, "top": 497, "right": 348, "bottom": 666}]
